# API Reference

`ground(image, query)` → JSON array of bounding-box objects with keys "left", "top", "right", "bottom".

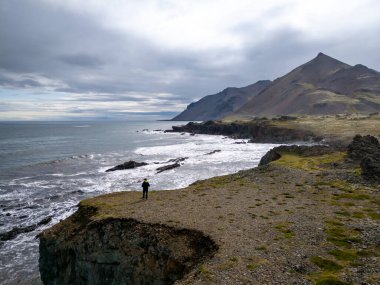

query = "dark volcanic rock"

[
  {"left": 156, "top": 163, "right": 180, "bottom": 173},
  {"left": 348, "top": 135, "right": 380, "bottom": 180},
  {"left": 106, "top": 161, "right": 148, "bottom": 172},
  {"left": 259, "top": 145, "right": 335, "bottom": 166},
  {"left": 205, "top": 150, "right": 221, "bottom": 155},
  {"left": 0, "top": 216, "right": 52, "bottom": 242},
  {"left": 39, "top": 211, "right": 217, "bottom": 285},
  {"left": 170, "top": 120, "right": 318, "bottom": 143},
  {"left": 361, "top": 155, "right": 380, "bottom": 181},
  {"left": 347, "top": 135, "right": 380, "bottom": 161},
  {"left": 166, "top": 157, "right": 188, "bottom": 163}
]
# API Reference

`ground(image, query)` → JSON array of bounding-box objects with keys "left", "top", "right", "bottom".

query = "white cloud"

[{"left": 42, "top": 0, "right": 380, "bottom": 50}]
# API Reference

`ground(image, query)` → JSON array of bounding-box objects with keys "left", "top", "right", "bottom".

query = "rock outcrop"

[
  {"left": 156, "top": 163, "right": 180, "bottom": 173},
  {"left": 39, "top": 205, "right": 217, "bottom": 285},
  {"left": 347, "top": 135, "right": 380, "bottom": 180},
  {"left": 169, "top": 120, "right": 318, "bottom": 143},
  {"left": 0, "top": 216, "right": 52, "bottom": 242},
  {"left": 106, "top": 161, "right": 148, "bottom": 172},
  {"left": 259, "top": 145, "right": 335, "bottom": 166}
]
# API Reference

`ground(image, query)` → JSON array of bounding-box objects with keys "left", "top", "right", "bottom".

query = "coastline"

[{"left": 39, "top": 131, "right": 380, "bottom": 284}]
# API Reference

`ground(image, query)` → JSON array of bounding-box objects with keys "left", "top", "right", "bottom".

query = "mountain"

[
  {"left": 228, "top": 53, "right": 380, "bottom": 119},
  {"left": 171, "top": 80, "right": 271, "bottom": 121}
]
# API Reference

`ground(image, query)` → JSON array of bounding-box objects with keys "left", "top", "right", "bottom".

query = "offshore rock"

[
  {"left": 106, "top": 161, "right": 148, "bottom": 172},
  {"left": 156, "top": 163, "right": 180, "bottom": 173},
  {"left": 39, "top": 206, "right": 217, "bottom": 285},
  {"left": 0, "top": 216, "right": 52, "bottom": 242}
]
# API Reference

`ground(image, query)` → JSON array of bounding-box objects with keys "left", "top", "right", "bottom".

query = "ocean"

[{"left": 0, "top": 121, "right": 279, "bottom": 285}]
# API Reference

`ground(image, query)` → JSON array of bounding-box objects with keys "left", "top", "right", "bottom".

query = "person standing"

[{"left": 142, "top": 178, "right": 150, "bottom": 200}]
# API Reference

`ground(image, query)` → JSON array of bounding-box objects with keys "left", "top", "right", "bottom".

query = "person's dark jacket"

[{"left": 142, "top": 181, "right": 150, "bottom": 191}]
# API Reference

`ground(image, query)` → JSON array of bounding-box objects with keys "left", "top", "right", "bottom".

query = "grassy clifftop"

[
  {"left": 42, "top": 147, "right": 380, "bottom": 284},
  {"left": 222, "top": 113, "right": 380, "bottom": 146}
]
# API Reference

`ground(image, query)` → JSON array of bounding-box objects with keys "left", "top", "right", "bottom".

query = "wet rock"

[
  {"left": 0, "top": 216, "right": 52, "bottom": 241},
  {"left": 259, "top": 145, "right": 335, "bottom": 166},
  {"left": 166, "top": 157, "right": 188, "bottom": 163},
  {"left": 106, "top": 161, "right": 148, "bottom": 172},
  {"left": 205, "top": 150, "right": 221, "bottom": 155},
  {"left": 156, "top": 163, "right": 180, "bottom": 173}
]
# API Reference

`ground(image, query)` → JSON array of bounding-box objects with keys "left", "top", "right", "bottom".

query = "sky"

[{"left": 1, "top": 0, "right": 380, "bottom": 120}]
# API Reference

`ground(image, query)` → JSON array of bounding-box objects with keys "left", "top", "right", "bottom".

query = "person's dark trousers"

[{"left": 143, "top": 189, "right": 148, "bottom": 199}]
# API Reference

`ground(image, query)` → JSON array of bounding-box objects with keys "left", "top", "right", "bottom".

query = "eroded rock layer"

[{"left": 39, "top": 206, "right": 217, "bottom": 285}]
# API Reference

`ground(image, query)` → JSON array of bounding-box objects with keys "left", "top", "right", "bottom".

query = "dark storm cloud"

[
  {"left": 1, "top": 0, "right": 380, "bottom": 120},
  {"left": 58, "top": 54, "right": 103, "bottom": 68}
]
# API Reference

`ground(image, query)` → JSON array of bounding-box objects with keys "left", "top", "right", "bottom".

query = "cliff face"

[
  {"left": 39, "top": 205, "right": 217, "bottom": 285},
  {"left": 169, "top": 119, "right": 318, "bottom": 143}
]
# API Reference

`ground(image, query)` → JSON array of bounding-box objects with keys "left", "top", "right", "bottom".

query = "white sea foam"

[{"left": 0, "top": 125, "right": 282, "bottom": 285}]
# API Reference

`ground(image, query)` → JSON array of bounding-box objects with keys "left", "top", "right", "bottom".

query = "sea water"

[{"left": 0, "top": 121, "right": 279, "bottom": 285}]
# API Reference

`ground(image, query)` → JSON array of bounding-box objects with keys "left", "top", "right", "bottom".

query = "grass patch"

[
  {"left": 368, "top": 212, "right": 380, "bottom": 220},
  {"left": 328, "top": 249, "right": 357, "bottom": 261},
  {"left": 325, "top": 222, "right": 360, "bottom": 247},
  {"left": 310, "top": 256, "right": 343, "bottom": 271},
  {"left": 273, "top": 152, "right": 345, "bottom": 171},
  {"left": 315, "top": 277, "right": 351, "bottom": 285},
  {"left": 352, "top": 212, "right": 365, "bottom": 219},
  {"left": 335, "top": 193, "right": 369, "bottom": 200},
  {"left": 246, "top": 263, "right": 259, "bottom": 270},
  {"left": 274, "top": 223, "right": 295, "bottom": 238},
  {"left": 255, "top": 245, "right": 268, "bottom": 251}
]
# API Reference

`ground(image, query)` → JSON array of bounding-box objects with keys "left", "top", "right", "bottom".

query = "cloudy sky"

[{"left": 1, "top": 0, "right": 380, "bottom": 120}]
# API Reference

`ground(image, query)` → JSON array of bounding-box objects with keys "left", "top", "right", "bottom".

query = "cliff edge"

[{"left": 39, "top": 141, "right": 380, "bottom": 285}]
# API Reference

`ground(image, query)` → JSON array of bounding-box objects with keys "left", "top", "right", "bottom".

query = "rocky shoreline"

[
  {"left": 167, "top": 119, "right": 320, "bottom": 143},
  {"left": 39, "top": 134, "right": 380, "bottom": 285}
]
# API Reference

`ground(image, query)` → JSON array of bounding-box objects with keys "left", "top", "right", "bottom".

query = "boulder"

[
  {"left": 0, "top": 216, "right": 52, "bottom": 241},
  {"left": 205, "top": 150, "right": 221, "bottom": 155},
  {"left": 348, "top": 135, "right": 380, "bottom": 180},
  {"left": 156, "top": 163, "right": 180, "bottom": 173},
  {"left": 347, "top": 135, "right": 380, "bottom": 161},
  {"left": 106, "top": 161, "right": 148, "bottom": 172}
]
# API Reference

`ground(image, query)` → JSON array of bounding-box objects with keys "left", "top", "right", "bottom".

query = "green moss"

[
  {"left": 310, "top": 256, "right": 343, "bottom": 271},
  {"left": 255, "top": 245, "right": 268, "bottom": 251},
  {"left": 273, "top": 152, "right": 346, "bottom": 171},
  {"left": 315, "top": 278, "right": 351, "bottom": 285},
  {"left": 274, "top": 223, "right": 295, "bottom": 238},
  {"left": 352, "top": 212, "right": 365, "bottom": 219},
  {"left": 368, "top": 212, "right": 380, "bottom": 220},
  {"left": 246, "top": 263, "right": 259, "bottom": 270},
  {"left": 325, "top": 223, "right": 360, "bottom": 247},
  {"left": 334, "top": 210, "right": 351, "bottom": 217},
  {"left": 327, "top": 180, "right": 355, "bottom": 193},
  {"left": 328, "top": 249, "right": 357, "bottom": 261},
  {"left": 336, "top": 193, "right": 369, "bottom": 200}
]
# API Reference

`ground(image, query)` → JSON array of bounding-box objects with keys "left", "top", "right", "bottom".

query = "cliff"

[
  {"left": 168, "top": 118, "right": 318, "bottom": 143},
  {"left": 39, "top": 140, "right": 380, "bottom": 285},
  {"left": 170, "top": 114, "right": 380, "bottom": 147}
]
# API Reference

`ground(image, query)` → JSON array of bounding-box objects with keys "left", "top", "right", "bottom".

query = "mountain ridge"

[
  {"left": 172, "top": 53, "right": 380, "bottom": 121},
  {"left": 172, "top": 80, "right": 271, "bottom": 121}
]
